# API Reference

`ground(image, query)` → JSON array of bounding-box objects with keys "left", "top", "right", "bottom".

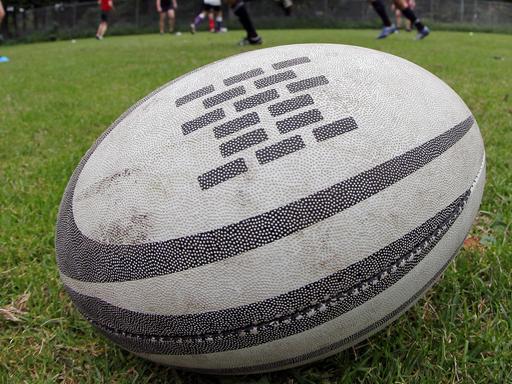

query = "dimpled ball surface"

[{"left": 56, "top": 44, "right": 485, "bottom": 374}]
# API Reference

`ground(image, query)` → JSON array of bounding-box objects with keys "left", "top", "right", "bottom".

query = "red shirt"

[{"left": 100, "top": 0, "right": 112, "bottom": 12}]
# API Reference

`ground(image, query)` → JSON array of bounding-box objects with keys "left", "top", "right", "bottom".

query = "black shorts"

[
  {"left": 100, "top": 11, "right": 109, "bottom": 22},
  {"left": 161, "top": 4, "right": 175, "bottom": 12},
  {"left": 203, "top": 3, "right": 221, "bottom": 12}
]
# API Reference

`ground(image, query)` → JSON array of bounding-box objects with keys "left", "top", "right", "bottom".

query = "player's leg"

[
  {"left": 0, "top": 0, "right": 5, "bottom": 26},
  {"left": 394, "top": 0, "right": 429, "bottom": 39},
  {"left": 101, "top": 11, "right": 110, "bottom": 38},
  {"left": 208, "top": 10, "right": 215, "bottom": 32},
  {"left": 97, "top": 12, "right": 106, "bottom": 39},
  {"left": 168, "top": 9, "right": 176, "bottom": 33},
  {"left": 214, "top": 9, "right": 224, "bottom": 32},
  {"left": 96, "top": 14, "right": 102, "bottom": 39},
  {"left": 98, "top": 22, "right": 106, "bottom": 38},
  {"left": 102, "top": 21, "right": 108, "bottom": 37},
  {"left": 406, "top": 0, "right": 414, "bottom": 31},
  {"left": 406, "top": 18, "right": 412, "bottom": 32},
  {"left": 191, "top": 8, "right": 207, "bottom": 34},
  {"left": 392, "top": 4, "right": 402, "bottom": 29},
  {"left": 226, "top": 0, "right": 261, "bottom": 45},
  {"left": 369, "top": 0, "right": 392, "bottom": 27},
  {"left": 159, "top": 11, "right": 165, "bottom": 34},
  {"left": 369, "top": 0, "right": 396, "bottom": 39},
  {"left": 0, "top": 0, "right": 8, "bottom": 59}
]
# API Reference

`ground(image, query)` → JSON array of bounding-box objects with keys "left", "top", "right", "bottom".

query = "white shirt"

[{"left": 204, "top": 0, "right": 222, "bottom": 6}]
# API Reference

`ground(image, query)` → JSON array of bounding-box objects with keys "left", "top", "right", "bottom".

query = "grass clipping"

[{"left": 0, "top": 292, "right": 30, "bottom": 322}]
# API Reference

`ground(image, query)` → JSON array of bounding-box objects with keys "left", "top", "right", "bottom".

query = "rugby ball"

[{"left": 56, "top": 44, "right": 485, "bottom": 374}]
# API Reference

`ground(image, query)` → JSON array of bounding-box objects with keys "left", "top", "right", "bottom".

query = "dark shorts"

[
  {"left": 100, "top": 11, "right": 109, "bottom": 22},
  {"left": 161, "top": 4, "right": 175, "bottom": 13},
  {"left": 203, "top": 3, "right": 221, "bottom": 12}
]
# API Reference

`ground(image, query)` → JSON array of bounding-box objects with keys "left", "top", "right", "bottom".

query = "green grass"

[{"left": 0, "top": 29, "right": 511, "bottom": 383}]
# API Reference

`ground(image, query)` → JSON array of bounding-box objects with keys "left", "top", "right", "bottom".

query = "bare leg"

[
  {"left": 101, "top": 22, "right": 108, "bottom": 37},
  {"left": 0, "top": 1, "right": 6, "bottom": 60},
  {"left": 0, "top": 1, "right": 5, "bottom": 24},
  {"left": 159, "top": 12, "right": 165, "bottom": 34},
  {"left": 395, "top": 8, "right": 402, "bottom": 28},
  {"left": 96, "top": 23, "right": 103, "bottom": 38},
  {"left": 394, "top": 0, "right": 408, "bottom": 10},
  {"left": 393, "top": 0, "right": 429, "bottom": 37},
  {"left": 168, "top": 9, "right": 175, "bottom": 32},
  {"left": 0, "top": 0, "right": 7, "bottom": 52}
]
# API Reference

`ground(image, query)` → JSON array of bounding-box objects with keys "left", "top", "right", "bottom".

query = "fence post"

[{"left": 460, "top": 0, "right": 465, "bottom": 22}]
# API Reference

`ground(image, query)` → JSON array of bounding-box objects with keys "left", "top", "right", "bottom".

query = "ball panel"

[
  {"left": 135, "top": 165, "right": 484, "bottom": 374},
  {"left": 176, "top": 85, "right": 215, "bottom": 107},
  {"left": 60, "top": 128, "right": 482, "bottom": 317},
  {"left": 71, "top": 44, "right": 475, "bottom": 243},
  {"left": 58, "top": 115, "right": 477, "bottom": 283},
  {"left": 61, "top": 187, "right": 472, "bottom": 343},
  {"left": 59, "top": 157, "right": 483, "bottom": 362}
]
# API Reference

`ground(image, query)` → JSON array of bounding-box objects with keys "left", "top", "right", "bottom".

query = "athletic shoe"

[
  {"left": 416, "top": 26, "right": 430, "bottom": 40},
  {"left": 377, "top": 24, "right": 397, "bottom": 39},
  {"left": 238, "top": 36, "right": 263, "bottom": 46},
  {"left": 95, "top": 35, "right": 103, "bottom": 40},
  {"left": 190, "top": 23, "right": 196, "bottom": 34},
  {"left": 0, "top": 56, "right": 9, "bottom": 63}
]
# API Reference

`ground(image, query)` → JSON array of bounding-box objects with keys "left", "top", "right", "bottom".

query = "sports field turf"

[{"left": 1, "top": 29, "right": 511, "bottom": 383}]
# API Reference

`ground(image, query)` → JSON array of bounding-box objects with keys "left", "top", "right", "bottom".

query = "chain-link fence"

[{"left": 1, "top": 0, "right": 511, "bottom": 43}]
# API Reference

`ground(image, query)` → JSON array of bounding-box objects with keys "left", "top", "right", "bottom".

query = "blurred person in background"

[
  {"left": 225, "top": 0, "right": 293, "bottom": 46},
  {"left": 391, "top": 0, "right": 416, "bottom": 31},
  {"left": 0, "top": 0, "right": 4, "bottom": 41},
  {"left": 225, "top": 0, "right": 261, "bottom": 45},
  {"left": 0, "top": 0, "right": 8, "bottom": 62},
  {"left": 370, "top": 0, "right": 429, "bottom": 40},
  {"left": 96, "top": 0, "right": 113, "bottom": 40},
  {"left": 156, "top": 0, "right": 177, "bottom": 34},
  {"left": 190, "top": 0, "right": 223, "bottom": 34}
]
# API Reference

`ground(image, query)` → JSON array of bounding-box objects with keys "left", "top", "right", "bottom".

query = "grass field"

[{"left": 1, "top": 29, "right": 511, "bottom": 383}]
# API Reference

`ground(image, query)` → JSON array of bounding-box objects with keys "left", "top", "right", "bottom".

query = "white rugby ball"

[{"left": 56, "top": 44, "right": 485, "bottom": 374}]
